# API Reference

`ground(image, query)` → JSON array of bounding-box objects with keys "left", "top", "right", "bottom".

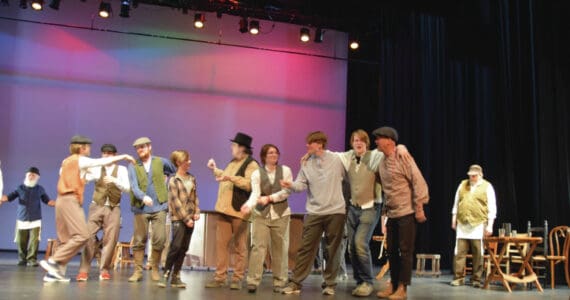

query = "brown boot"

[
  {"left": 387, "top": 284, "right": 407, "bottom": 300},
  {"left": 376, "top": 283, "right": 394, "bottom": 298},
  {"left": 150, "top": 249, "right": 162, "bottom": 281},
  {"left": 128, "top": 250, "right": 144, "bottom": 282}
]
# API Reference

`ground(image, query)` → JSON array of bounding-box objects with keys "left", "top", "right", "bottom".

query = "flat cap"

[
  {"left": 133, "top": 137, "right": 152, "bottom": 147},
  {"left": 467, "top": 164, "right": 483, "bottom": 176},
  {"left": 27, "top": 166, "right": 40, "bottom": 176},
  {"left": 100, "top": 144, "right": 118, "bottom": 153},
  {"left": 70, "top": 135, "right": 92, "bottom": 145},
  {"left": 372, "top": 127, "right": 398, "bottom": 143}
]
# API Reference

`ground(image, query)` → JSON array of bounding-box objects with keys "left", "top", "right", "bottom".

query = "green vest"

[
  {"left": 130, "top": 157, "right": 168, "bottom": 208},
  {"left": 457, "top": 179, "right": 490, "bottom": 226},
  {"left": 92, "top": 165, "right": 122, "bottom": 207}
]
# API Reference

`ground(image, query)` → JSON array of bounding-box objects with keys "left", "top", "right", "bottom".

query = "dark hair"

[
  {"left": 259, "top": 144, "right": 280, "bottom": 165},
  {"left": 306, "top": 131, "right": 328, "bottom": 148}
]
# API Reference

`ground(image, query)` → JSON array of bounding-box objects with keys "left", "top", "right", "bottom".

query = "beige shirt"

[{"left": 212, "top": 156, "right": 259, "bottom": 219}]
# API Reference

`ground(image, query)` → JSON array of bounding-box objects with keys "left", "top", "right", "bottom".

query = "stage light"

[
  {"left": 19, "top": 0, "right": 27, "bottom": 9},
  {"left": 98, "top": 1, "right": 111, "bottom": 18},
  {"left": 194, "top": 13, "right": 205, "bottom": 28},
  {"left": 119, "top": 0, "right": 129, "bottom": 17},
  {"left": 314, "top": 27, "right": 324, "bottom": 43},
  {"left": 31, "top": 0, "right": 42, "bottom": 10},
  {"left": 300, "top": 27, "right": 310, "bottom": 42},
  {"left": 249, "top": 20, "right": 259, "bottom": 35},
  {"left": 239, "top": 16, "right": 248, "bottom": 33},
  {"left": 349, "top": 39, "right": 359, "bottom": 50},
  {"left": 48, "top": 0, "right": 60, "bottom": 10}
]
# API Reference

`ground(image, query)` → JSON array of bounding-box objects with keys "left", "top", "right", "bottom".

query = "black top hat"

[{"left": 230, "top": 132, "right": 253, "bottom": 149}]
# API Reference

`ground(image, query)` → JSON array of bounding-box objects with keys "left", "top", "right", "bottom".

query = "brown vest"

[
  {"left": 257, "top": 166, "right": 288, "bottom": 217},
  {"left": 57, "top": 154, "right": 86, "bottom": 204},
  {"left": 92, "top": 165, "right": 122, "bottom": 207}
]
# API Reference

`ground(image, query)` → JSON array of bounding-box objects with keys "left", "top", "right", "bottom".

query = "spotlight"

[
  {"left": 19, "top": 0, "right": 27, "bottom": 9},
  {"left": 119, "top": 0, "right": 129, "bottom": 17},
  {"left": 98, "top": 1, "right": 111, "bottom": 18},
  {"left": 314, "top": 27, "right": 324, "bottom": 43},
  {"left": 349, "top": 39, "right": 359, "bottom": 50},
  {"left": 30, "top": 0, "right": 42, "bottom": 10},
  {"left": 249, "top": 20, "right": 259, "bottom": 35},
  {"left": 48, "top": 0, "right": 60, "bottom": 10},
  {"left": 194, "top": 13, "right": 205, "bottom": 29},
  {"left": 300, "top": 27, "right": 310, "bottom": 42},
  {"left": 238, "top": 16, "right": 248, "bottom": 33}
]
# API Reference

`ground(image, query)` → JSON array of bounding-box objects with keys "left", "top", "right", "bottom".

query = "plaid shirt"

[{"left": 167, "top": 173, "right": 200, "bottom": 223}]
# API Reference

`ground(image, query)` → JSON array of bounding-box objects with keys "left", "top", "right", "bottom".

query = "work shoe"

[
  {"left": 322, "top": 286, "right": 335, "bottom": 295},
  {"left": 387, "top": 284, "right": 407, "bottom": 300},
  {"left": 43, "top": 273, "right": 71, "bottom": 283},
  {"left": 171, "top": 275, "right": 186, "bottom": 289},
  {"left": 376, "top": 284, "right": 394, "bottom": 298},
  {"left": 76, "top": 272, "right": 88, "bottom": 282},
  {"left": 40, "top": 260, "right": 65, "bottom": 280},
  {"left": 99, "top": 271, "right": 111, "bottom": 281},
  {"left": 352, "top": 282, "right": 374, "bottom": 297},
  {"left": 229, "top": 280, "right": 242, "bottom": 290},
  {"left": 17, "top": 261, "right": 27, "bottom": 266},
  {"left": 281, "top": 282, "right": 301, "bottom": 295},
  {"left": 205, "top": 279, "right": 226, "bottom": 288},
  {"left": 247, "top": 284, "right": 257, "bottom": 293},
  {"left": 472, "top": 281, "right": 481, "bottom": 288},
  {"left": 450, "top": 278, "right": 465, "bottom": 286},
  {"left": 28, "top": 261, "right": 39, "bottom": 267}
]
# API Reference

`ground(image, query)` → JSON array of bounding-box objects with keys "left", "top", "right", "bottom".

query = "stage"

[{"left": 0, "top": 251, "right": 567, "bottom": 300}]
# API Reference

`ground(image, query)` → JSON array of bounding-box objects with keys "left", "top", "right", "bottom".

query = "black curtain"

[{"left": 346, "top": 0, "right": 570, "bottom": 269}]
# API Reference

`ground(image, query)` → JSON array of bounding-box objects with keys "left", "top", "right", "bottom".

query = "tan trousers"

[
  {"left": 132, "top": 210, "right": 167, "bottom": 252},
  {"left": 79, "top": 203, "right": 121, "bottom": 273},
  {"left": 246, "top": 215, "right": 290, "bottom": 287},
  {"left": 51, "top": 194, "right": 89, "bottom": 264},
  {"left": 214, "top": 213, "right": 249, "bottom": 282},
  {"left": 453, "top": 238, "right": 484, "bottom": 282}
]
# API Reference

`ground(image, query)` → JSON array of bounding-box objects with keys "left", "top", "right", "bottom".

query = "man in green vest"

[
  {"left": 450, "top": 164, "right": 497, "bottom": 288},
  {"left": 76, "top": 144, "right": 130, "bottom": 281},
  {"left": 127, "top": 137, "right": 176, "bottom": 282}
]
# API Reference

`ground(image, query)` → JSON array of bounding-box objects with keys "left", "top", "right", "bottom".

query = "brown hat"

[
  {"left": 372, "top": 126, "right": 398, "bottom": 143},
  {"left": 467, "top": 164, "right": 483, "bottom": 176},
  {"left": 133, "top": 137, "right": 151, "bottom": 147},
  {"left": 230, "top": 132, "right": 253, "bottom": 149}
]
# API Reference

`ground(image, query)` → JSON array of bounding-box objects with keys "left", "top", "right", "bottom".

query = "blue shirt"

[
  {"left": 7, "top": 184, "right": 51, "bottom": 221},
  {"left": 128, "top": 156, "right": 176, "bottom": 214}
]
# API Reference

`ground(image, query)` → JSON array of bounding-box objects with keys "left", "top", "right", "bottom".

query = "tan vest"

[
  {"left": 348, "top": 151, "right": 376, "bottom": 206},
  {"left": 258, "top": 166, "right": 288, "bottom": 217},
  {"left": 457, "top": 179, "right": 490, "bottom": 226},
  {"left": 57, "top": 154, "right": 86, "bottom": 204},
  {"left": 92, "top": 165, "right": 122, "bottom": 207}
]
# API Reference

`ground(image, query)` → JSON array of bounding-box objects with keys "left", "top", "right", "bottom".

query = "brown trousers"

[
  {"left": 79, "top": 203, "right": 121, "bottom": 273},
  {"left": 453, "top": 238, "right": 484, "bottom": 282},
  {"left": 51, "top": 194, "right": 89, "bottom": 264},
  {"left": 214, "top": 213, "right": 249, "bottom": 282}
]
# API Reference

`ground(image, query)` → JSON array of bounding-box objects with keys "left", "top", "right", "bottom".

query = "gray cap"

[
  {"left": 467, "top": 164, "right": 483, "bottom": 176},
  {"left": 100, "top": 144, "right": 117, "bottom": 153},
  {"left": 372, "top": 127, "right": 398, "bottom": 143},
  {"left": 133, "top": 137, "right": 152, "bottom": 147},
  {"left": 70, "top": 135, "right": 92, "bottom": 145}
]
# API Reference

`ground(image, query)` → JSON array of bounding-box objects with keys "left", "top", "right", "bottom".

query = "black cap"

[
  {"left": 230, "top": 132, "right": 253, "bottom": 149},
  {"left": 70, "top": 135, "right": 92, "bottom": 145},
  {"left": 100, "top": 144, "right": 118, "bottom": 153},
  {"left": 372, "top": 127, "right": 398, "bottom": 143},
  {"left": 27, "top": 167, "right": 40, "bottom": 176}
]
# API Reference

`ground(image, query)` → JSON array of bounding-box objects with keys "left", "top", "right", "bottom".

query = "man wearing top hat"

[
  {"left": 1, "top": 167, "right": 55, "bottom": 267},
  {"left": 450, "top": 164, "right": 497, "bottom": 288},
  {"left": 127, "top": 137, "right": 176, "bottom": 283},
  {"left": 39, "top": 135, "right": 135, "bottom": 282},
  {"left": 75, "top": 144, "right": 131, "bottom": 281},
  {"left": 205, "top": 132, "right": 259, "bottom": 290}
]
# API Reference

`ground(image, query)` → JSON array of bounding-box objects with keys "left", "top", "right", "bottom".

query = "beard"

[{"left": 24, "top": 176, "right": 39, "bottom": 188}]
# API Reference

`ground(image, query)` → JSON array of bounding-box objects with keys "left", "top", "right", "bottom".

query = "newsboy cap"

[
  {"left": 70, "top": 135, "right": 92, "bottom": 145},
  {"left": 467, "top": 164, "right": 483, "bottom": 176},
  {"left": 27, "top": 166, "right": 40, "bottom": 176},
  {"left": 133, "top": 137, "right": 152, "bottom": 147},
  {"left": 100, "top": 144, "right": 118, "bottom": 153},
  {"left": 372, "top": 127, "right": 399, "bottom": 143}
]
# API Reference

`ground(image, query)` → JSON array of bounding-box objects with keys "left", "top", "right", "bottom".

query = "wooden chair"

[
  {"left": 44, "top": 238, "right": 59, "bottom": 260},
  {"left": 527, "top": 220, "right": 549, "bottom": 287},
  {"left": 546, "top": 225, "right": 570, "bottom": 288},
  {"left": 463, "top": 241, "right": 493, "bottom": 278},
  {"left": 112, "top": 238, "right": 134, "bottom": 269},
  {"left": 506, "top": 233, "right": 530, "bottom": 274}
]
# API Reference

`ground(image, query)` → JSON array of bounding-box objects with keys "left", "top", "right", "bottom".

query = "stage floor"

[{"left": 0, "top": 251, "right": 568, "bottom": 300}]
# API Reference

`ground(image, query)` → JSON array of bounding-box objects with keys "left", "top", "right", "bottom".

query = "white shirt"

[
  {"left": 452, "top": 179, "right": 497, "bottom": 239},
  {"left": 85, "top": 164, "right": 130, "bottom": 192},
  {"left": 245, "top": 165, "right": 292, "bottom": 220}
]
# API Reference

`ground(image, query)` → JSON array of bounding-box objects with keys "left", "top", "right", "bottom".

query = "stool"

[
  {"left": 416, "top": 254, "right": 441, "bottom": 277},
  {"left": 112, "top": 241, "right": 134, "bottom": 269},
  {"left": 44, "top": 239, "right": 59, "bottom": 260}
]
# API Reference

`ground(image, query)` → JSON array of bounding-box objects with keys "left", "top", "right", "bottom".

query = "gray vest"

[
  {"left": 258, "top": 166, "right": 288, "bottom": 217},
  {"left": 348, "top": 151, "right": 376, "bottom": 207}
]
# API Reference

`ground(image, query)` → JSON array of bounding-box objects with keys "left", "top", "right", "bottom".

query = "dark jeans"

[
  {"left": 164, "top": 220, "right": 194, "bottom": 275},
  {"left": 387, "top": 213, "right": 416, "bottom": 286},
  {"left": 347, "top": 204, "right": 381, "bottom": 284}
]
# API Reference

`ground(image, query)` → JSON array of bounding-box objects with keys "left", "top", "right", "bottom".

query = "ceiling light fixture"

[
  {"left": 249, "top": 20, "right": 259, "bottom": 35},
  {"left": 239, "top": 16, "right": 248, "bottom": 33},
  {"left": 300, "top": 27, "right": 310, "bottom": 42},
  {"left": 314, "top": 27, "right": 324, "bottom": 43},
  {"left": 98, "top": 1, "right": 111, "bottom": 18},
  {"left": 119, "top": 0, "right": 130, "bottom": 18},
  {"left": 48, "top": 0, "right": 60, "bottom": 10},
  {"left": 194, "top": 13, "right": 205, "bottom": 28},
  {"left": 30, "top": 0, "right": 42, "bottom": 10}
]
